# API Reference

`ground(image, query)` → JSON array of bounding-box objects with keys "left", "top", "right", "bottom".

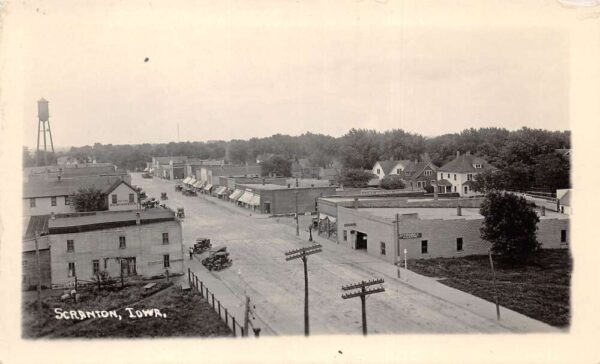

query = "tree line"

[{"left": 24, "top": 127, "right": 570, "bottom": 191}]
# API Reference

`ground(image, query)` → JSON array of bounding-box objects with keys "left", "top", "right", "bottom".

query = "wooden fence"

[{"left": 187, "top": 268, "right": 254, "bottom": 337}]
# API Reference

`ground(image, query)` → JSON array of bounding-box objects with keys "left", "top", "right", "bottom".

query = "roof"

[
  {"left": 353, "top": 206, "right": 567, "bottom": 221},
  {"left": 439, "top": 153, "right": 497, "bottom": 173},
  {"left": 48, "top": 209, "right": 176, "bottom": 234},
  {"left": 558, "top": 189, "right": 571, "bottom": 206},
  {"left": 436, "top": 179, "right": 453, "bottom": 186},
  {"left": 23, "top": 215, "right": 51, "bottom": 240},
  {"left": 23, "top": 175, "right": 125, "bottom": 198},
  {"left": 402, "top": 161, "right": 438, "bottom": 178},
  {"left": 104, "top": 179, "right": 137, "bottom": 195},
  {"left": 238, "top": 183, "right": 336, "bottom": 191},
  {"left": 375, "top": 160, "right": 403, "bottom": 175}
]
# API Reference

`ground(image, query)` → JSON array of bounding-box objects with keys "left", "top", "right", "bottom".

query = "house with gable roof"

[
  {"left": 437, "top": 151, "right": 497, "bottom": 196},
  {"left": 371, "top": 160, "right": 413, "bottom": 180}
]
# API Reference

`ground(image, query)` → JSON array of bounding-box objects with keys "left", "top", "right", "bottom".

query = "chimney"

[
  {"left": 457, "top": 204, "right": 462, "bottom": 216},
  {"left": 353, "top": 197, "right": 359, "bottom": 209},
  {"left": 136, "top": 212, "right": 141, "bottom": 225},
  {"left": 541, "top": 206, "right": 546, "bottom": 216}
]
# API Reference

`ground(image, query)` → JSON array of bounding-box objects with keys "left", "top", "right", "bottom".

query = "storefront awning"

[
  {"left": 144, "top": 167, "right": 149, "bottom": 172},
  {"left": 238, "top": 191, "right": 254, "bottom": 204},
  {"left": 229, "top": 189, "right": 244, "bottom": 200},
  {"left": 203, "top": 184, "right": 213, "bottom": 191},
  {"left": 249, "top": 193, "right": 260, "bottom": 206},
  {"left": 319, "top": 213, "right": 336, "bottom": 223},
  {"left": 216, "top": 186, "right": 228, "bottom": 195},
  {"left": 193, "top": 181, "right": 204, "bottom": 188},
  {"left": 183, "top": 177, "right": 190, "bottom": 184}
]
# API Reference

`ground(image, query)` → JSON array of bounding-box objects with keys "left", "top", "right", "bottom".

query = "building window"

[
  {"left": 65, "top": 196, "right": 70, "bottom": 205},
  {"left": 30, "top": 198, "right": 36, "bottom": 208},
  {"left": 474, "top": 164, "right": 482, "bottom": 169},
  {"left": 561, "top": 230, "right": 567, "bottom": 243},
  {"left": 447, "top": 174, "right": 450, "bottom": 179},
  {"left": 343, "top": 230, "right": 347, "bottom": 241},
  {"left": 92, "top": 260, "right": 100, "bottom": 276},
  {"left": 119, "top": 236, "right": 126, "bottom": 249},
  {"left": 380, "top": 242, "right": 386, "bottom": 255},
  {"left": 162, "top": 232, "right": 169, "bottom": 244},
  {"left": 68, "top": 262, "right": 76, "bottom": 277},
  {"left": 377, "top": 168, "right": 381, "bottom": 174},
  {"left": 453, "top": 186, "right": 457, "bottom": 192},
  {"left": 396, "top": 168, "right": 400, "bottom": 174},
  {"left": 464, "top": 186, "right": 468, "bottom": 194},
  {"left": 67, "top": 239, "right": 74, "bottom": 252},
  {"left": 424, "top": 170, "right": 432, "bottom": 176},
  {"left": 453, "top": 174, "right": 457, "bottom": 181},
  {"left": 112, "top": 194, "right": 117, "bottom": 204},
  {"left": 129, "top": 193, "right": 135, "bottom": 203},
  {"left": 467, "top": 174, "right": 473, "bottom": 181},
  {"left": 51, "top": 197, "right": 57, "bottom": 206},
  {"left": 163, "top": 254, "right": 170, "bottom": 268},
  {"left": 421, "top": 240, "right": 428, "bottom": 254},
  {"left": 457, "top": 238, "right": 463, "bottom": 251},
  {"left": 417, "top": 181, "right": 425, "bottom": 188}
]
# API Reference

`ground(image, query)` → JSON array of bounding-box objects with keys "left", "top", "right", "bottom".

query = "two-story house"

[
  {"left": 437, "top": 151, "right": 497, "bottom": 196},
  {"left": 371, "top": 160, "right": 412, "bottom": 180},
  {"left": 401, "top": 161, "right": 439, "bottom": 189}
]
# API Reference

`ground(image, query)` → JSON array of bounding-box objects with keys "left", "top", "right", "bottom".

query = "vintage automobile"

[
  {"left": 175, "top": 184, "right": 183, "bottom": 192},
  {"left": 193, "top": 238, "right": 212, "bottom": 253},
  {"left": 176, "top": 207, "right": 185, "bottom": 218},
  {"left": 160, "top": 192, "right": 168, "bottom": 200},
  {"left": 201, "top": 246, "right": 232, "bottom": 271}
]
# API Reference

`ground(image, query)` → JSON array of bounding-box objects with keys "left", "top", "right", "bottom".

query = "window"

[
  {"left": 453, "top": 186, "right": 457, "bottom": 192},
  {"left": 467, "top": 174, "right": 473, "bottom": 181},
  {"left": 377, "top": 168, "right": 381, "bottom": 174},
  {"left": 421, "top": 240, "right": 428, "bottom": 254},
  {"left": 396, "top": 168, "right": 400, "bottom": 174},
  {"left": 464, "top": 186, "right": 468, "bottom": 194},
  {"left": 163, "top": 254, "right": 170, "bottom": 268},
  {"left": 417, "top": 181, "right": 425, "bottom": 188},
  {"left": 561, "top": 230, "right": 567, "bottom": 243},
  {"left": 453, "top": 174, "right": 457, "bottom": 181},
  {"left": 119, "top": 236, "right": 126, "bottom": 249},
  {"left": 51, "top": 197, "right": 57, "bottom": 206},
  {"left": 111, "top": 194, "right": 117, "bottom": 204},
  {"left": 447, "top": 174, "right": 450, "bottom": 179},
  {"left": 457, "top": 238, "right": 463, "bottom": 251},
  {"left": 65, "top": 196, "right": 70, "bottom": 205},
  {"left": 162, "top": 232, "right": 169, "bottom": 244},
  {"left": 129, "top": 193, "right": 135, "bottom": 203},
  {"left": 68, "top": 262, "right": 76, "bottom": 277},
  {"left": 474, "top": 164, "right": 483, "bottom": 169},
  {"left": 67, "top": 239, "right": 74, "bottom": 252},
  {"left": 424, "top": 170, "right": 432, "bottom": 176},
  {"left": 92, "top": 260, "right": 100, "bottom": 276},
  {"left": 380, "top": 242, "right": 386, "bottom": 255},
  {"left": 30, "top": 198, "right": 36, "bottom": 208},
  {"left": 343, "top": 230, "right": 347, "bottom": 241}
]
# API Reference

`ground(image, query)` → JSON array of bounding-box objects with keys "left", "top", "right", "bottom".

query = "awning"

[
  {"left": 238, "top": 191, "right": 254, "bottom": 204},
  {"left": 249, "top": 193, "right": 260, "bottom": 206},
  {"left": 143, "top": 167, "right": 149, "bottom": 172},
  {"left": 183, "top": 177, "right": 190, "bottom": 184},
  {"left": 216, "top": 186, "right": 228, "bottom": 195},
  {"left": 319, "top": 213, "right": 336, "bottom": 223},
  {"left": 229, "top": 189, "right": 244, "bottom": 200},
  {"left": 193, "top": 181, "right": 204, "bottom": 188},
  {"left": 203, "top": 184, "right": 213, "bottom": 191},
  {"left": 188, "top": 178, "right": 197, "bottom": 185}
]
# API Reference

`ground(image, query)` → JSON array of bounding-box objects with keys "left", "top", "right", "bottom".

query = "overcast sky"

[{"left": 16, "top": 0, "right": 576, "bottom": 148}]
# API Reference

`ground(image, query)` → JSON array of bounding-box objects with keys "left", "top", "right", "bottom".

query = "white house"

[
  {"left": 105, "top": 180, "right": 140, "bottom": 211},
  {"left": 371, "top": 160, "right": 412, "bottom": 180},
  {"left": 437, "top": 151, "right": 497, "bottom": 196},
  {"left": 556, "top": 189, "right": 572, "bottom": 215}
]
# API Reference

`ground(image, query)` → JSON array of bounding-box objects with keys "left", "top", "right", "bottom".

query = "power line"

[{"left": 342, "top": 278, "right": 385, "bottom": 335}]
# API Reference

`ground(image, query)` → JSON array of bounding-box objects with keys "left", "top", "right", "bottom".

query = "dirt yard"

[
  {"left": 23, "top": 281, "right": 231, "bottom": 338},
  {"left": 408, "top": 249, "right": 572, "bottom": 327}
]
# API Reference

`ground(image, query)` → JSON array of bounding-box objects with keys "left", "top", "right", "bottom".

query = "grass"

[
  {"left": 23, "top": 280, "right": 232, "bottom": 338},
  {"left": 408, "top": 249, "right": 572, "bottom": 328}
]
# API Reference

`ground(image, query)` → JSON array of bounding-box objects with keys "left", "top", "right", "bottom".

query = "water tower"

[{"left": 36, "top": 98, "right": 55, "bottom": 166}]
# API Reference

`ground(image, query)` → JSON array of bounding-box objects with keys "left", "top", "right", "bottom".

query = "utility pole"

[
  {"left": 295, "top": 191, "right": 299, "bottom": 236},
  {"left": 285, "top": 244, "right": 322, "bottom": 336},
  {"left": 395, "top": 213, "right": 400, "bottom": 279},
  {"left": 488, "top": 250, "right": 501, "bottom": 320},
  {"left": 34, "top": 231, "right": 43, "bottom": 333},
  {"left": 244, "top": 296, "right": 250, "bottom": 336},
  {"left": 342, "top": 278, "right": 385, "bottom": 336}
]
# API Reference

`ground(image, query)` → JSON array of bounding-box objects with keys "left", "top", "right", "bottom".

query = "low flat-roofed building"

[
  {"left": 235, "top": 183, "right": 337, "bottom": 215},
  {"left": 47, "top": 208, "right": 184, "bottom": 287},
  {"left": 334, "top": 205, "right": 569, "bottom": 263},
  {"left": 22, "top": 215, "right": 52, "bottom": 290}
]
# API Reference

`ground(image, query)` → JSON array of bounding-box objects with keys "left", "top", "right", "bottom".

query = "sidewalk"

[{"left": 293, "top": 224, "right": 559, "bottom": 333}]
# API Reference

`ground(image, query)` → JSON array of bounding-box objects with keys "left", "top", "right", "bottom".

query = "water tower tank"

[{"left": 38, "top": 98, "right": 49, "bottom": 121}]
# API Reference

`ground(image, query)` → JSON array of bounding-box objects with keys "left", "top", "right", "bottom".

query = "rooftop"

[
  {"left": 48, "top": 208, "right": 175, "bottom": 231},
  {"left": 239, "top": 183, "right": 335, "bottom": 191},
  {"left": 23, "top": 175, "right": 126, "bottom": 198},
  {"left": 353, "top": 207, "right": 568, "bottom": 221},
  {"left": 439, "top": 152, "right": 497, "bottom": 173}
]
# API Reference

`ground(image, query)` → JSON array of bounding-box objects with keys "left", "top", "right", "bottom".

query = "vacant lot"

[
  {"left": 408, "top": 249, "right": 572, "bottom": 328},
  {"left": 23, "top": 281, "right": 231, "bottom": 338}
]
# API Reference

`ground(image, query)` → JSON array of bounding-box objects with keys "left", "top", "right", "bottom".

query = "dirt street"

[{"left": 134, "top": 174, "right": 514, "bottom": 335}]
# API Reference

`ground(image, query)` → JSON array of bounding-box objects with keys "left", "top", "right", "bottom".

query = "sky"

[{"left": 12, "top": 0, "right": 579, "bottom": 148}]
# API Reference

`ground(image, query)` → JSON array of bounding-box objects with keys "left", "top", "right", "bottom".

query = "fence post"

[
  {"left": 232, "top": 317, "right": 237, "bottom": 337},
  {"left": 200, "top": 281, "right": 204, "bottom": 298},
  {"left": 195, "top": 276, "right": 199, "bottom": 291},
  {"left": 225, "top": 309, "right": 229, "bottom": 326},
  {"left": 218, "top": 300, "right": 222, "bottom": 318},
  {"left": 188, "top": 267, "right": 191, "bottom": 283},
  {"left": 212, "top": 292, "right": 215, "bottom": 309}
]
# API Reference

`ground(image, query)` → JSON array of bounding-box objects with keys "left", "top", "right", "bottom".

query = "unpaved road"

[{"left": 135, "top": 174, "right": 513, "bottom": 335}]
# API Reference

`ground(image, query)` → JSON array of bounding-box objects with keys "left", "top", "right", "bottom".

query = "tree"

[
  {"left": 23, "top": 147, "right": 35, "bottom": 167},
  {"left": 260, "top": 155, "right": 291, "bottom": 177},
  {"left": 533, "top": 153, "right": 570, "bottom": 191},
  {"left": 70, "top": 187, "right": 108, "bottom": 212},
  {"left": 337, "top": 169, "right": 376, "bottom": 188},
  {"left": 479, "top": 192, "right": 540, "bottom": 264},
  {"left": 472, "top": 170, "right": 506, "bottom": 194},
  {"left": 379, "top": 175, "right": 406, "bottom": 190}
]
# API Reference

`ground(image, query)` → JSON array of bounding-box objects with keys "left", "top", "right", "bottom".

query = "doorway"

[
  {"left": 355, "top": 231, "right": 367, "bottom": 250},
  {"left": 264, "top": 202, "right": 271, "bottom": 214},
  {"left": 121, "top": 257, "right": 137, "bottom": 276}
]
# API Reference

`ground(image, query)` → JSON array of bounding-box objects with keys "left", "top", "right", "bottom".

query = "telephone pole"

[
  {"left": 34, "top": 231, "right": 43, "bottom": 333},
  {"left": 342, "top": 278, "right": 385, "bottom": 335},
  {"left": 285, "top": 244, "right": 322, "bottom": 336},
  {"left": 488, "top": 250, "right": 501, "bottom": 320},
  {"left": 295, "top": 190, "right": 299, "bottom": 236}
]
